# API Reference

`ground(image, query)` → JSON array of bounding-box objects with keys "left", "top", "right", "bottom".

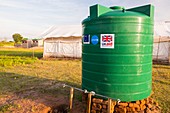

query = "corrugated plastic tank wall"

[{"left": 82, "top": 4, "right": 154, "bottom": 101}]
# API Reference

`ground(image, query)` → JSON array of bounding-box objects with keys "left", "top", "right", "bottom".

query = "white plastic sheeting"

[
  {"left": 154, "top": 22, "right": 170, "bottom": 36},
  {"left": 40, "top": 22, "right": 170, "bottom": 38},
  {"left": 42, "top": 25, "right": 82, "bottom": 58},
  {"left": 43, "top": 39, "right": 82, "bottom": 58},
  {"left": 153, "top": 21, "right": 170, "bottom": 61},
  {"left": 42, "top": 24, "right": 170, "bottom": 59},
  {"left": 40, "top": 25, "right": 82, "bottom": 38},
  {"left": 153, "top": 41, "right": 170, "bottom": 60}
]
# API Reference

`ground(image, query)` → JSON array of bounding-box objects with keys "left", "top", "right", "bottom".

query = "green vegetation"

[
  {"left": 0, "top": 41, "right": 14, "bottom": 47},
  {"left": 22, "top": 38, "right": 28, "bottom": 41},
  {"left": 152, "top": 65, "right": 170, "bottom": 112},
  {"left": 0, "top": 56, "right": 37, "bottom": 67},
  {"left": 0, "top": 48, "right": 169, "bottom": 112},
  {"left": 12, "top": 33, "right": 23, "bottom": 43},
  {"left": 0, "top": 48, "right": 42, "bottom": 67},
  {"left": 0, "top": 48, "right": 43, "bottom": 58},
  {"left": 0, "top": 59, "right": 81, "bottom": 93}
]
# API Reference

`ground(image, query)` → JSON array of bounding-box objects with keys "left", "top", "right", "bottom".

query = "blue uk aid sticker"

[
  {"left": 91, "top": 35, "right": 99, "bottom": 45},
  {"left": 83, "top": 34, "right": 90, "bottom": 44}
]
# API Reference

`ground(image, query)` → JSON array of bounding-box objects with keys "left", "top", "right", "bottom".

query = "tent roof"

[
  {"left": 40, "top": 25, "right": 82, "bottom": 39},
  {"left": 154, "top": 21, "right": 170, "bottom": 36},
  {"left": 40, "top": 21, "right": 170, "bottom": 39}
]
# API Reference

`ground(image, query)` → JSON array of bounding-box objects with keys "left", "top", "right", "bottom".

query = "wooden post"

[
  {"left": 69, "top": 87, "right": 74, "bottom": 110},
  {"left": 86, "top": 93, "right": 92, "bottom": 113},
  {"left": 107, "top": 98, "right": 112, "bottom": 113}
]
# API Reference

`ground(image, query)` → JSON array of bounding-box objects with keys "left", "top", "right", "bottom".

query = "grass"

[
  {"left": 0, "top": 59, "right": 81, "bottom": 112},
  {"left": 152, "top": 65, "right": 170, "bottom": 112},
  {"left": 0, "top": 47, "right": 170, "bottom": 112},
  {"left": 0, "top": 48, "right": 81, "bottom": 112},
  {"left": 0, "top": 42, "right": 14, "bottom": 47},
  {"left": 0, "top": 48, "right": 43, "bottom": 58},
  {"left": 0, "top": 56, "right": 37, "bottom": 67},
  {"left": 0, "top": 48, "right": 42, "bottom": 67}
]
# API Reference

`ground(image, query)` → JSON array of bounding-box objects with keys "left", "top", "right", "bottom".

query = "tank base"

[{"left": 82, "top": 93, "right": 161, "bottom": 113}]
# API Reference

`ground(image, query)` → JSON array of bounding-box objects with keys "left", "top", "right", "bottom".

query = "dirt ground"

[{"left": 0, "top": 83, "right": 84, "bottom": 113}]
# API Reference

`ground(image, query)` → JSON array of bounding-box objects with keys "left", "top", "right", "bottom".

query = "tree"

[{"left": 12, "top": 33, "right": 23, "bottom": 43}]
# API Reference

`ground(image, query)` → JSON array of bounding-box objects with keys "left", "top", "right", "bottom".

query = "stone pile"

[{"left": 90, "top": 97, "right": 161, "bottom": 113}]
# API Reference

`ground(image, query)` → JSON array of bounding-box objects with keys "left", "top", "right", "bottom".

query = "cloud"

[
  {"left": 153, "top": 0, "right": 170, "bottom": 21},
  {"left": 0, "top": 0, "right": 169, "bottom": 39},
  {"left": 0, "top": 0, "right": 36, "bottom": 10},
  {"left": 0, "top": 18, "right": 45, "bottom": 38}
]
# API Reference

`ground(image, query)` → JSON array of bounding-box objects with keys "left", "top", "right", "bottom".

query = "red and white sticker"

[{"left": 100, "top": 34, "right": 115, "bottom": 48}]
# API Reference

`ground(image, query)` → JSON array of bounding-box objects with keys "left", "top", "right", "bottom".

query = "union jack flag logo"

[{"left": 100, "top": 34, "right": 114, "bottom": 48}]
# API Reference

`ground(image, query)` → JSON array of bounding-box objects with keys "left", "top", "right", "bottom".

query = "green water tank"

[{"left": 82, "top": 4, "right": 154, "bottom": 102}]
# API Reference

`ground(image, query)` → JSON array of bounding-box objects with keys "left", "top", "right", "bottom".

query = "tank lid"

[{"left": 110, "top": 6, "right": 125, "bottom": 10}]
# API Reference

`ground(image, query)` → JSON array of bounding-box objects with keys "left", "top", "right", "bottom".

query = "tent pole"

[
  {"left": 156, "top": 36, "right": 161, "bottom": 63},
  {"left": 169, "top": 40, "right": 170, "bottom": 64}
]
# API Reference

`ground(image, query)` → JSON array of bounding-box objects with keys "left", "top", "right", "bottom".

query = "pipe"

[{"left": 62, "top": 84, "right": 121, "bottom": 103}]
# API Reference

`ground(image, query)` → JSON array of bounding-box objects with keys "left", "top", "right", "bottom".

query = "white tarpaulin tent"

[
  {"left": 41, "top": 22, "right": 170, "bottom": 61},
  {"left": 153, "top": 22, "right": 170, "bottom": 61},
  {"left": 153, "top": 37, "right": 170, "bottom": 60},
  {"left": 42, "top": 25, "right": 82, "bottom": 58}
]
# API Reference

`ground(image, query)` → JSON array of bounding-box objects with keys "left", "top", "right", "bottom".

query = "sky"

[{"left": 0, "top": 0, "right": 170, "bottom": 41}]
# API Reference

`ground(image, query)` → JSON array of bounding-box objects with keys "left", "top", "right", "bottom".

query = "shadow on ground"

[{"left": 0, "top": 72, "right": 84, "bottom": 113}]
